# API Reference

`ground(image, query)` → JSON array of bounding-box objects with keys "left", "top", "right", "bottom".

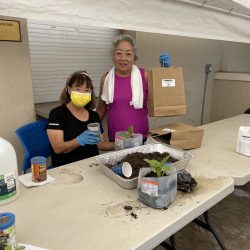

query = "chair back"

[{"left": 15, "top": 119, "right": 51, "bottom": 174}]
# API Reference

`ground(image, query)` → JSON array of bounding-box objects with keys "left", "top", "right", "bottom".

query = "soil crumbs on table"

[
  {"left": 130, "top": 212, "right": 138, "bottom": 219},
  {"left": 124, "top": 205, "right": 133, "bottom": 211},
  {"left": 123, "top": 205, "right": 138, "bottom": 219}
]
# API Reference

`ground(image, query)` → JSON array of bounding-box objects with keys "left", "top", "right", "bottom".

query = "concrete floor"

[{"left": 154, "top": 182, "right": 250, "bottom": 250}]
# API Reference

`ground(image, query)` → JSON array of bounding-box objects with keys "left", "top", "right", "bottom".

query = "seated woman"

[{"left": 47, "top": 70, "right": 114, "bottom": 167}]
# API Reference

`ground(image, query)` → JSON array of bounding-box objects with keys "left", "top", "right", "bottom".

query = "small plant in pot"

[
  {"left": 119, "top": 125, "right": 133, "bottom": 138},
  {"left": 137, "top": 155, "right": 177, "bottom": 209},
  {"left": 115, "top": 125, "right": 143, "bottom": 150}
]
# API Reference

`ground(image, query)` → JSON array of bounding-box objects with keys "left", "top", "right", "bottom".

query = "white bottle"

[{"left": 0, "top": 137, "right": 20, "bottom": 205}]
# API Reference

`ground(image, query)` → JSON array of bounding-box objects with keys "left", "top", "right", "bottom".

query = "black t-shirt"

[{"left": 46, "top": 104, "right": 104, "bottom": 167}]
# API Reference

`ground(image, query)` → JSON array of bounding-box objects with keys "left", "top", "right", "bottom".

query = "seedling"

[
  {"left": 119, "top": 125, "right": 133, "bottom": 138},
  {"left": 143, "top": 155, "right": 171, "bottom": 177}
]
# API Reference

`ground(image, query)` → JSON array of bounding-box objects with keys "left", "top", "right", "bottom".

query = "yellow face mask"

[{"left": 70, "top": 91, "right": 91, "bottom": 108}]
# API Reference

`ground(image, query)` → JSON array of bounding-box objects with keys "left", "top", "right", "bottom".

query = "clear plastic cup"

[{"left": 87, "top": 123, "right": 100, "bottom": 137}]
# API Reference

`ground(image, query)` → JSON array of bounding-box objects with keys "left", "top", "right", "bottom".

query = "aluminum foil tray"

[{"left": 95, "top": 142, "right": 193, "bottom": 189}]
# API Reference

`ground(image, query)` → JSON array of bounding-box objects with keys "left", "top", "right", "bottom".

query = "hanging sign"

[{"left": 0, "top": 19, "right": 21, "bottom": 42}]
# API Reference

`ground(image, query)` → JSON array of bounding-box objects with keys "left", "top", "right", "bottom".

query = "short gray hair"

[{"left": 111, "top": 34, "right": 138, "bottom": 61}]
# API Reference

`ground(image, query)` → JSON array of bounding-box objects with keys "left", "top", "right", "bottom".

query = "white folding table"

[{"left": 2, "top": 157, "right": 233, "bottom": 250}]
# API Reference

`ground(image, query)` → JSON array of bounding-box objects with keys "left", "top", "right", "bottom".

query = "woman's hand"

[{"left": 77, "top": 130, "right": 100, "bottom": 146}]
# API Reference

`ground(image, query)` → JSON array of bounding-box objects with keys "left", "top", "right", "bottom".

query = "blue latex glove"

[
  {"left": 77, "top": 130, "right": 100, "bottom": 146},
  {"left": 159, "top": 52, "right": 171, "bottom": 67}
]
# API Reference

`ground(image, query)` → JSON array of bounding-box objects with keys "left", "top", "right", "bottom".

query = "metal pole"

[{"left": 201, "top": 64, "right": 212, "bottom": 125}]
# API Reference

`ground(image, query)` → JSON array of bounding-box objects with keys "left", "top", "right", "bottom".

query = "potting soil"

[{"left": 107, "top": 152, "right": 178, "bottom": 179}]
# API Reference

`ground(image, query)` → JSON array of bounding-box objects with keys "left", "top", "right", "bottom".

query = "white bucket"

[{"left": 0, "top": 137, "right": 20, "bottom": 205}]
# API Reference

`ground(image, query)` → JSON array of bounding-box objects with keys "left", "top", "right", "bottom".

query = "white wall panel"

[{"left": 28, "top": 20, "right": 119, "bottom": 103}]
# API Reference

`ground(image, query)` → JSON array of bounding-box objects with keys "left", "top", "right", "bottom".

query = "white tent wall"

[
  {"left": 1, "top": 0, "right": 250, "bottom": 43},
  {"left": 0, "top": 15, "right": 36, "bottom": 170}
]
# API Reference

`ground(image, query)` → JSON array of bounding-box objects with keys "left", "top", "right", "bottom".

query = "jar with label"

[
  {"left": 31, "top": 156, "right": 47, "bottom": 182},
  {"left": 0, "top": 212, "right": 17, "bottom": 250}
]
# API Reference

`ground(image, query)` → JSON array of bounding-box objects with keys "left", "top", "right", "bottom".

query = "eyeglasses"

[{"left": 114, "top": 49, "right": 134, "bottom": 59}]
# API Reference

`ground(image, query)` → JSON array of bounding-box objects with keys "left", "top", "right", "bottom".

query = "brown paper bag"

[
  {"left": 149, "top": 122, "right": 204, "bottom": 149},
  {"left": 148, "top": 67, "right": 186, "bottom": 117}
]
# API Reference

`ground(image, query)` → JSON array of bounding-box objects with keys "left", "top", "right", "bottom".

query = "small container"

[
  {"left": 31, "top": 156, "right": 47, "bottom": 182},
  {"left": 115, "top": 132, "right": 143, "bottom": 150},
  {"left": 0, "top": 212, "right": 17, "bottom": 250},
  {"left": 111, "top": 164, "right": 124, "bottom": 176},
  {"left": 87, "top": 123, "right": 100, "bottom": 136}
]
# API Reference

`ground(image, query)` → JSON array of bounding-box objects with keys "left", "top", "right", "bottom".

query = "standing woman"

[
  {"left": 97, "top": 34, "right": 149, "bottom": 142},
  {"left": 47, "top": 70, "right": 114, "bottom": 167}
]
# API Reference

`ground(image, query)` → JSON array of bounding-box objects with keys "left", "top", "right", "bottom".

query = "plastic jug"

[{"left": 0, "top": 137, "right": 20, "bottom": 205}]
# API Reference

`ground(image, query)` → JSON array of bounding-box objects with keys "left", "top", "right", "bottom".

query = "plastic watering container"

[{"left": 0, "top": 137, "right": 20, "bottom": 205}]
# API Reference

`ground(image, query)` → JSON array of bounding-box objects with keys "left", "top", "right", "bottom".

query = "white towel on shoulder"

[{"left": 101, "top": 64, "right": 144, "bottom": 109}]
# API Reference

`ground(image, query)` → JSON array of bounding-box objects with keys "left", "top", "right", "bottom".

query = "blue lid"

[
  {"left": 30, "top": 156, "right": 46, "bottom": 164},
  {"left": 0, "top": 212, "right": 15, "bottom": 230}
]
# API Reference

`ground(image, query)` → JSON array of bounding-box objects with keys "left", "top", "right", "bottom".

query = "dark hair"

[{"left": 60, "top": 70, "right": 95, "bottom": 109}]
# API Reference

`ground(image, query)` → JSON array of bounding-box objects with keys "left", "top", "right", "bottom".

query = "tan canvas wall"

[
  {"left": 0, "top": 16, "right": 35, "bottom": 172},
  {"left": 211, "top": 79, "right": 250, "bottom": 121},
  {"left": 135, "top": 32, "right": 250, "bottom": 128}
]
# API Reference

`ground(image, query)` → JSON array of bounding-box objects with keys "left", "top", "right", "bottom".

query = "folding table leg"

[
  {"left": 193, "top": 210, "right": 227, "bottom": 250},
  {"left": 160, "top": 210, "right": 226, "bottom": 250},
  {"left": 160, "top": 234, "right": 179, "bottom": 250}
]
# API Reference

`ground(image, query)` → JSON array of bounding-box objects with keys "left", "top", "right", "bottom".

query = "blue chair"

[{"left": 15, "top": 119, "right": 52, "bottom": 174}]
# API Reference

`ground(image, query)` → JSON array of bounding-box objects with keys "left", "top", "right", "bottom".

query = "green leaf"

[
  {"left": 160, "top": 155, "right": 170, "bottom": 166},
  {"left": 143, "top": 156, "right": 172, "bottom": 177},
  {"left": 119, "top": 125, "right": 134, "bottom": 138},
  {"left": 127, "top": 125, "right": 133, "bottom": 137},
  {"left": 144, "top": 159, "right": 152, "bottom": 165},
  {"left": 161, "top": 165, "right": 171, "bottom": 173},
  {"left": 119, "top": 131, "right": 130, "bottom": 138}
]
